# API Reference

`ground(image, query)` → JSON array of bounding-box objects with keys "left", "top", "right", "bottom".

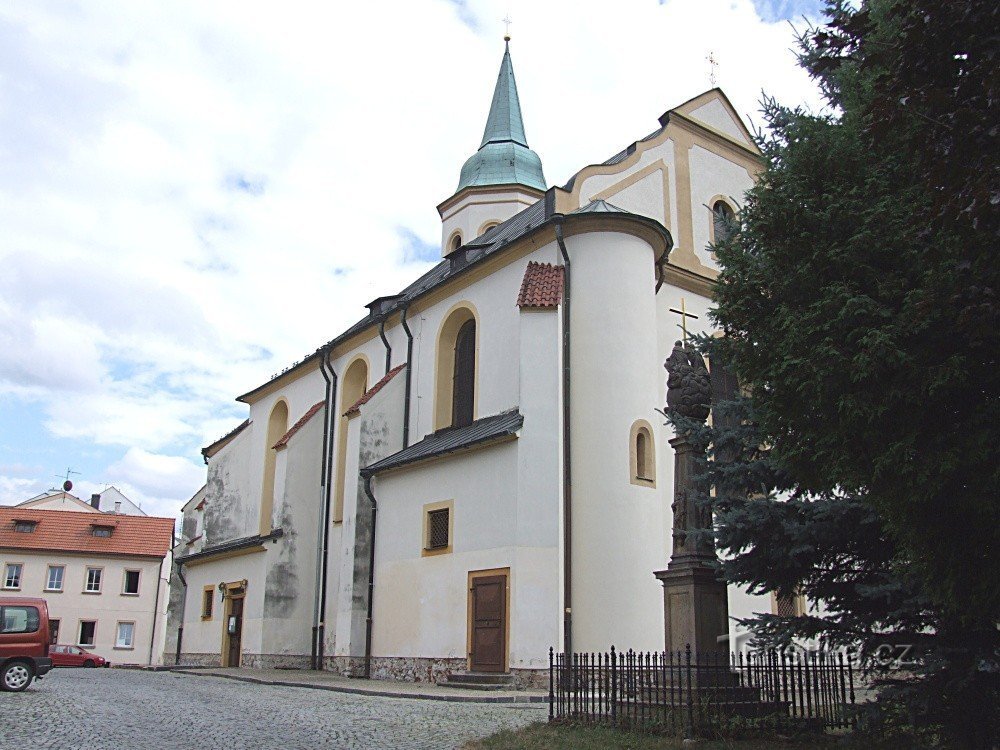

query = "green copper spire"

[{"left": 457, "top": 41, "right": 546, "bottom": 193}]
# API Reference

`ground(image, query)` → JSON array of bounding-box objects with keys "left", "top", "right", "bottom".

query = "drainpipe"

[
  {"left": 400, "top": 306, "right": 414, "bottom": 448},
  {"left": 555, "top": 218, "right": 573, "bottom": 658},
  {"left": 377, "top": 318, "right": 392, "bottom": 375},
  {"left": 361, "top": 473, "right": 378, "bottom": 678},
  {"left": 174, "top": 556, "right": 186, "bottom": 665},
  {"left": 315, "top": 349, "right": 338, "bottom": 670}
]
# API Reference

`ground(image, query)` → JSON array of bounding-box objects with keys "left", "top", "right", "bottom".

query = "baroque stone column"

[{"left": 654, "top": 341, "right": 729, "bottom": 656}]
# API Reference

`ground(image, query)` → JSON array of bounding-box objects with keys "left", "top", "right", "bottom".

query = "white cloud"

[{"left": 0, "top": 0, "right": 825, "bottom": 514}]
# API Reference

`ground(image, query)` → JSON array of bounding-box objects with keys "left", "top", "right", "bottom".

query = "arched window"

[
  {"left": 629, "top": 420, "right": 656, "bottom": 487},
  {"left": 449, "top": 233, "right": 463, "bottom": 253},
  {"left": 333, "top": 357, "right": 368, "bottom": 522},
  {"left": 712, "top": 200, "right": 736, "bottom": 245},
  {"left": 452, "top": 320, "right": 476, "bottom": 428},
  {"left": 478, "top": 221, "right": 500, "bottom": 236},
  {"left": 434, "top": 304, "right": 478, "bottom": 430},
  {"left": 261, "top": 400, "right": 288, "bottom": 534}
]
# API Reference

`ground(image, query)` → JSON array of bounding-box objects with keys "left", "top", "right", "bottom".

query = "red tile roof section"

[
  {"left": 517, "top": 262, "right": 564, "bottom": 308},
  {"left": 0, "top": 508, "right": 174, "bottom": 559},
  {"left": 202, "top": 419, "right": 251, "bottom": 461},
  {"left": 344, "top": 364, "right": 407, "bottom": 416},
  {"left": 273, "top": 400, "right": 326, "bottom": 449}
]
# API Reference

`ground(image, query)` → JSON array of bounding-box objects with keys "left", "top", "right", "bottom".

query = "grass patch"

[{"left": 463, "top": 721, "right": 849, "bottom": 750}]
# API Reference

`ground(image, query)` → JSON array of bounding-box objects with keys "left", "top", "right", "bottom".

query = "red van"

[{"left": 0, "top": 597, "right": 53, "bottom": 691}]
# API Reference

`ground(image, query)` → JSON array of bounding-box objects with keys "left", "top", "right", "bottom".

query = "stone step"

[{"left": 437, "top": 672, "right": 516, "bottom": 690}]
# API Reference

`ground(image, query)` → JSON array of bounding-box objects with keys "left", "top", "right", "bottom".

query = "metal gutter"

[
  {"left": 377, "top": 319, "right": 392, "bottom": 375},
  {"left": 400, "top": 306, "right": 414, "bottom": 448},
  {"left": 174, "top": 529, "right": 284, "bottom": 566},
  {"left": 315, "top": 350, "right": 337, "bottom": 670},
  {"left": 362, "top": 474, "right": 378, "bottom": 679},
  {"left": 554, "top": 217, "right": 573, "bottom": 658}
]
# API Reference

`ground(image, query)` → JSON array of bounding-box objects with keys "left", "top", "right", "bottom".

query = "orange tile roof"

[
  {"left": 517, "top": 262, "right": 564, "bottom": 308},
  {"left": 0, "top": 508, "right": 174, "bottom": 559},
  {"left": 273, "top": 400, "right": 326, "bottom": 449},
  {"left": 344, "top": 364, "right": 407, "bottom": 416}
]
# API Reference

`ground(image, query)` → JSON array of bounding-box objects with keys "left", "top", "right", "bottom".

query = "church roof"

[
  {"left": 362, "top": 409, "right": 523, "bottom": 476},
  {"left": 517, "top": 262, "right": 564, "bottom": 308},
  {"left": 456, "top": 42, "right": 546, "bottom": 193}
]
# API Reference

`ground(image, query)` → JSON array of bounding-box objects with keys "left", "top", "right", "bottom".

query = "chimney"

[
  {"left": 90, "top": 493, "right": 101, "bottom": 509},
  {"left": 114, "top": 501, "right": 122, "bottom": 514}
]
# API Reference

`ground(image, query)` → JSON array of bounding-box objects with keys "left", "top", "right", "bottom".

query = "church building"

[{"left": 170, "top": 40, "right": 769, "bottom": 686}]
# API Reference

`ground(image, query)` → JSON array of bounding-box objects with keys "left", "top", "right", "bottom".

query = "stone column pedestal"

[{"left": 654, "top": 434, "right": 729, "bottom": 656}]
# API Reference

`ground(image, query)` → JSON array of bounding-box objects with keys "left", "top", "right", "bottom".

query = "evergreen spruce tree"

[{"left": 673, "top": 1, "right": 998, "bottom": 746}]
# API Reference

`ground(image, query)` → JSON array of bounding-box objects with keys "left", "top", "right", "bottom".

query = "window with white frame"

[
  {"left": 46, "top": 565, "right": 64, "bottom": 592},
  {"left": 85, "top": 567, "right": 102, "bottom": 593},
  {"left": 115, "top": 621, "right": 134, "bottom": 649},
  {"left": 3, "top": 563, "right": 22, "bottom": 589}
]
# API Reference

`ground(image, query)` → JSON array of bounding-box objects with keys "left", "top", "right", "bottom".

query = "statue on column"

[{"left": 665, "top": 340, "right": 711, "bottom": 424}]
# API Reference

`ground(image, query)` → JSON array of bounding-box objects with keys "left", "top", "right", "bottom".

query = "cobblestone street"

[{"left": 1, "top": 668, "right": 546, "bottom": 749}]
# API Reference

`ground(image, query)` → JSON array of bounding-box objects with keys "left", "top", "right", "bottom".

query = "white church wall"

[
  {"left": 567, "top": 228, "right": 668, "bottom": 653},
  {"left": 687, "top": 99, "right": 750, "bottom": 144},
  {"left": 688, "top": 144, "right": 755, "bottom": 269},
  {"left": 439, "top": 187, "right": 541, "bottom": 254},
  {"left": 332, "top": 410, "right": 364, "bottom": 657},
  {"left": 202, "top": 426, "right": 257, "bottom": 544}
]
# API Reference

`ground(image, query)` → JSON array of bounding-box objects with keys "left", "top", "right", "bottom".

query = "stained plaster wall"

[
  {"left": 261, "top": 408, "right": 324, "bottom": 658},
  {"left": 202, "top": 427, "right": 256, "bottom": 545},
  {"left": 331, "top": 370, "right": 405, "bottom": 663}
]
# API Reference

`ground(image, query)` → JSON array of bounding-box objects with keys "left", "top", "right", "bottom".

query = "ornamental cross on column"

[{"left": 668, "top": 298, "right": 699, "bottom": 344}]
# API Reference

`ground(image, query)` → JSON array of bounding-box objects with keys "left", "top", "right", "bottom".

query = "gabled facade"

[{"left": 170, "top": 43, "right": 768, "bottom": 685}]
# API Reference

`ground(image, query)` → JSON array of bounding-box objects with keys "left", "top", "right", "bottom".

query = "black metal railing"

[{"left": 548, "top": 645, "right": 855, "bottom": 737}]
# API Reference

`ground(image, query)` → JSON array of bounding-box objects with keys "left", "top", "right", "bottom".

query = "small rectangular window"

[
  {"left": 122, "top": 570, "right": 140, "bottom": 595},
  {"left": 426, "top": 508, "right": 450, "bottom": 550},
  {"left": 3, "top": 563, "right": 22, "bottom": 589},
  {"left": 115, "top": 622, "right": 134, "bottom": 649},
  {"left": 79, "top": 620, "right": 96, "bottom": 647},
  {"left": 14, "top": 520, "right": 36, "bottom": 533},
  {"left": 85, "top": 567, "right": 102, "bottom": 593},
  {"left": 201, "top": 587, "right": 214, "bottom": 620},
  {"left": 46, "top": 565, "right": 65, "bottom": 592},
  {"left": 92, "top": 525, "right": 113, "bottom": 538},
  {"left": 1, "top": 606, "right": 39, "bottom": 634}
]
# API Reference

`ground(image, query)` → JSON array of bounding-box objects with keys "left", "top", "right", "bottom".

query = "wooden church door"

[{"left": 470, "top": 571, "right": 507, "bottom": 673}]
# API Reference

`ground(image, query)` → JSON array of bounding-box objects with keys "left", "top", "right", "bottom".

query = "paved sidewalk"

[{"left": 174, "top": 666, "right": 549, "bottom": 704}]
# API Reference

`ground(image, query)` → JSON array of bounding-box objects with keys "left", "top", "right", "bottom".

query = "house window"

[
  {"left": 712, "top": 200, "right": 736, "bottom": 245},
  {"left": 92, "top": 525, "right": 113, "bottom": 538},
  {"left": 629, "top": 420, "right": 656, "bottom": 487},
  {"left": 201, "top": 586, "right": 214, "bottom": 620},
  {"left": 115, "top": 622, "right": 135, "bottom": 649},
  {"left": 422, "top": 501, "right": 453, "bottom": 556},
  {"left": 85, "top": 567, "right": 102, "bottom": 593},
  {"left": 773, "top": 591, "right": 807, "bottom": 617},
  {"left": 3, "top": 563, "right": 22, "bottom": 589},
  {"left": 122, "top": 570, "right": 140, "bottom": 595},
  {"left": 452, "top": 320, "right": 476, "bottom": 428},
  {"left": 78, "top": 620, "right": 96, "bottom": 647},
  {"left": 49, "top": 619, "right": 60, "bottom": 644},
  {"left": 14, "top": 520, "right": 36, "bottom": 533},
  {"left": 46, "top": 565, "right": 65, "bottom": 592}
]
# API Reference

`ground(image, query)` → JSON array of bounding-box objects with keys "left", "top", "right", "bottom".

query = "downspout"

[
  {"left": 378, "top": 318, "right": 392, "bottom": 375},
  {"left": 174, "top": 556, "right": 186, "bottom": 665},
  {"left": 555, "top": 218, "right": 573, "bottom": 658},
  {"left": 315, "top": 349, "right": 338, "bottom": 670},
  {"left": 362, "top": 473, "right": 378, "bottom": 678},
  {"left": 400, "top": 306, "right": 414, "bottom": 448}
]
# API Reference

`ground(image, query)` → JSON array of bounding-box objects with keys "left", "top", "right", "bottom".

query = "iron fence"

[{"left": 548, "top": 644, "right": 855, "bottom": 737}]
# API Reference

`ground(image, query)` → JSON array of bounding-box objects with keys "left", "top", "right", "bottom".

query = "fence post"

[
  {"left": 685, "top": 643, "right": 694, "bottom": 739},
  {"left": 548, "top": 646, "right": 554, "bottom": 721},
  {"left": 610, "top": 645, "right": 618, "bottom": 724}
]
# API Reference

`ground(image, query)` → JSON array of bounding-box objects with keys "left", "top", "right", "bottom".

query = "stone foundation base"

[
  {"left": 177, "top": 652, "right": 310, "bottom": 669},
  {"left": 321, "top": 655, "right": 547, "bottom": 690},
  {"left": 177, "top": 653, "right": 222, "bottom": 667}
]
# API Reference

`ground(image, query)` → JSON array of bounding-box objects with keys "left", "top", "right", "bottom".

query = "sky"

[{"left": 0, "top": 0, "right": 826, "bottom": 520}]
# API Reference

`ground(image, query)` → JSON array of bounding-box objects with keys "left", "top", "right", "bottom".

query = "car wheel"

[
  {"left": 1, "top": 660, "right": 34, "bottom": 692},
  {"left": 83, "top": 660, "right": 95, "bottom": 668}
]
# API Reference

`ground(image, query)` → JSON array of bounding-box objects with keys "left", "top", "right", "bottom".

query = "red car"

[{"left": 49, "top": 645, "right": 109, "bottom": 668}]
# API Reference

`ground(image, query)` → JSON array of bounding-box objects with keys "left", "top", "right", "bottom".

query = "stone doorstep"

[
  {"left": 438, "top": 672, "right": 517, "bottom": 690},
  {"left": 173, "top": 668, "right": 547, "bottom": 705}
]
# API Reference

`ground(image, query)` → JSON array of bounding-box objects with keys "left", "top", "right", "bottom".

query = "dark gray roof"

[
  {"left": 572, "top": 199, "right": 630, "bottom": 214},
  {"left": 562, "top": 127, "right": 663, "bottom": 192},
  {"left": 175, "top": 529, "right": 283, "bottom": 565},
  {"left": 362, "top": 409, "right": 523, "bottom": 476}
]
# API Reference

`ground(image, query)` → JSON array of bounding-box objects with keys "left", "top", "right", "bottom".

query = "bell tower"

[{"left": 437, "top": 38, "right": 546, "bottom": 257}]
